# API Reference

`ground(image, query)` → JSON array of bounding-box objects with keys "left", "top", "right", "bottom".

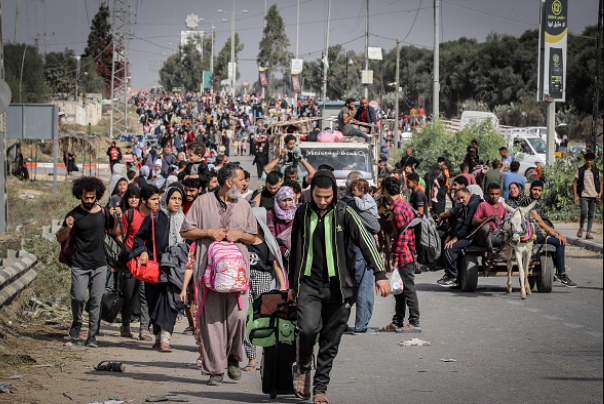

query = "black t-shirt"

[
  {"left": 63, "top": 206, "right": 114, "bottom": 269},
  {"left": 260, "top": 189, "right": 276, "bottom": 211},
  {"left": 409, "top": 189, "right": 429, "bottom": 213},
  {"left": 306, "top": 129, "right": 320, "bottom": 142},
  {"left": 247, "top": 242, "right": 274, "bottom": 272}
]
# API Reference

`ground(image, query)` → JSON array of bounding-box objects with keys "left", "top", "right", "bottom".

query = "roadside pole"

[
  {"left": 394, "top": 38, "right": 400, "bottom": 166},
  {"left": 0, "top": 0, "right": 7, "bottom": 234},
  {"left": 546, "top": 100, "right": 556, "bottom": 165}
]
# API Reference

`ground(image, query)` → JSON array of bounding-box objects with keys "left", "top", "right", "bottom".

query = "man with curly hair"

[{"left": 56, "top": 177, "right": 120, "bottom": 348}]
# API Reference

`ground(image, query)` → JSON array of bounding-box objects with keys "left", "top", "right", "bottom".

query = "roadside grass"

[{"left": 5, "top": 178, "right": 73, "bottom": 239}]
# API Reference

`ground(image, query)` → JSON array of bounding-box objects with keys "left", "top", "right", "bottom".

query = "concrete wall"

[{"left": 52, "top": 93, "right": 103, "bottom": 127}]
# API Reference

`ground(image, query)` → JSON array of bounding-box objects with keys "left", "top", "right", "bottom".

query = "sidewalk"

[{"left": 555, "top": 222, "right": 603, "bottom": 254}]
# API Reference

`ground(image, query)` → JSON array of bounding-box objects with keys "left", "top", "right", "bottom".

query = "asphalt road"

[
  {"left": 10, "top": 150, "right": 602, "bottom": 404},
  {"left": 24, "top": 248, "right": 599, "bottom": 404}
]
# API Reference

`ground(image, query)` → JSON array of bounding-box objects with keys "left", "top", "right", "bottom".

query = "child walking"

[{"left": 243, "top": 208, "right": 287, "bottom": 372}]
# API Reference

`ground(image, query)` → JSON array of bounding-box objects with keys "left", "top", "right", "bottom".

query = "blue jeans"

[
  {"left": 535, "top": 234, "right": 566, "bottom": 275},
  {"left": 345, "top": 128, "right": 372, "bottom": 143},
  {"left": 353, "top": 247, "right": 375, "bottom": 331},
  {"left": 444, "top": 239, "right": 474, "bottom": 279}
]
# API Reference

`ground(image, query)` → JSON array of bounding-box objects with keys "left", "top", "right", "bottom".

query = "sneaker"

[
  {"left": 437, "top": 275, "right": 459, "bottom": 287},
  {"left": 396, "top": 324, "right": 422, "bottom": 333},
  {"left": 227, "top": 356, "right": 241, "bottom": 381},
  {"left": 355, "top": 328, "right": 378, "bottom": 334},
  {"left": 68, "top": 323, "right": 82, "bottom": 340},
  {"left": 207, "top": 373, "right": 224, "bottom": 386},
  {"left": 85, "top": 337, "right": 99, "bottom": 348},
  {"left": 555, "top": 274, "right": 577, "bottom": 288}
]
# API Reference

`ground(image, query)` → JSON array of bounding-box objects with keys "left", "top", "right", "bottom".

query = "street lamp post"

[{"left": 218, "top": 3, "right": 247, "bottom": 100}]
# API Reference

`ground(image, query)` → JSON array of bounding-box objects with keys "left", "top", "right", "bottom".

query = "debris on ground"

[
  {"left": 399, "top": 338, "right": 431, "bottom": 347},
  {"left": 439, "top": 358, "right": 457, "bottom": 362}
]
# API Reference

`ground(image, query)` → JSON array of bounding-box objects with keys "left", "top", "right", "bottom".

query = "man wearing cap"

[{"left": 289, "top": 170, "right": 390, "bottom": 404}]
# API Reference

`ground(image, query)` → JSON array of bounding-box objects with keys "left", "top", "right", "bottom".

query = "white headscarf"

[
  {"left": 152, "top": 159, "right": 162, "bottom": 177},
  {"left": 160, "top": 185, "right": 185, "bottom": 246}
]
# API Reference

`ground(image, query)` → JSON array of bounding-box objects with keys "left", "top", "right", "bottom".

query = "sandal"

[
  {"left": 183, "top": 326, "right": 195, "bottom": 335},
  {"left": 242, "top": 363, "right": 256, "bottom": 372},
  {"left": 396, "top": 324, "right": 422, "bottom": 333},
  {"left": 314, "top": 393, "right": 330, "bottom": 404},
  {"left": 139, "top": 329, "right": 153, "bottom": 341},
  {"left": 120, "top": 326, "right": 134, "bottom": 338},
  {"left": 378, "top": 323, "right": 401, "bottom": 332},
  {"left": 292, "top": 363, "right": 311, "bottom": 400},
  {"left": 95, "top": 361, "right": 125, "bottom": 372},
  {"left": 196, "top": 358, "right": 203, "bottom": 369},
  {"left": 160, "top": 343, "right": 172, "bottom": 353}
]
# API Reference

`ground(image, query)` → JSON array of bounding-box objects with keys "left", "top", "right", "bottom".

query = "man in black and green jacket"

[{"left": 288, "top": 170, "right": 391, "bottom": 404}]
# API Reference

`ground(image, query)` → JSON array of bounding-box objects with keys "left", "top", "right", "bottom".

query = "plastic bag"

[{"left": 389, "top": 269, "right": 404, "bottom": 295}]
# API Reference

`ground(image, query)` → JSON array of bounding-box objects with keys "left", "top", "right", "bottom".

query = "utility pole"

[
  {"left": 230, "top": 0, "right": 237, "bottom": 99},
  {"left": 592, "top": 0, "right": 603, "bottom": 152},
  {"left": 394, "top": 38, "right": 400, "bottom": 166},
  {"left": 75, "top": 56, "right": 81, "bottom": 102},
  {"left": 210, "top": 24, "right": 215, "bottom": 94},
  {"left": 364, "top": 0, "right": 369, "bottom": 99},
  {"left": 109, "top": 0, "right": 131, "bottom": 138},
  {"left": 1, "top": 0, "right": 7, "bottom": 234},
  {"left": 321, "top": 0, "right": 332, "bottom": 120},
  {"left": 261, "top": 0, "right": 267, "bottom": 106},
  {"left": 14, "top": 0, "right": 20, "bottom": 42},
  {"left": 293, "top": 0, "right": 300, "bottom": 117},
  {"left": 433, "top": 0, "right": 440, "bottom": 117}
]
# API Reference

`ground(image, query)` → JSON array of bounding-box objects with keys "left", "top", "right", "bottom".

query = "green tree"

[
  {"left": 4, "top": 43, "right": 49, "bottom": 103},
  {"left": 159, "top": 40, "right": 209, "bottom": 93},
  {"left": 44, "top": 48, "right": 77, "bottom": 100},
  {"left": 257, "top": 4, "right": 292, "bottom": 93},
  {"left": 79, "top": 55, "right": 107, "bottom": 95},
  {"left": 214, "top": 33, "right": 244, "bottom": 86},
  {"left": 83, "top": 1, "right": 113, "bottom": 95}
]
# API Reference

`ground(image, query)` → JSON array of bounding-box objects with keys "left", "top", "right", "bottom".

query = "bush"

[
  {"left": 540, "top": 156, "right": 603, "bottom": 222},
  {"left": 22, "top": 237, "right": 71, "bottom": 303},
  {"left": 403, "top": 118, "right": 505, "bottom": 177}
]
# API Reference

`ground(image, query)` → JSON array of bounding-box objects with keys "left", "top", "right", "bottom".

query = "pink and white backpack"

[{"left": 196, "top": 241, "right": 249, "bottom": 319}]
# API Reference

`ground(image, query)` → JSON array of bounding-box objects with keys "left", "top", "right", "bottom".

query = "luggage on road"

[{"left": 246, "top": 290, "right": 297, "bottom": 399}]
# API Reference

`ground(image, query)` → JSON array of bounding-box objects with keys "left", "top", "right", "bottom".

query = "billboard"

[{"left": 537, "top": 0, "right": 568, "bottom": 102}]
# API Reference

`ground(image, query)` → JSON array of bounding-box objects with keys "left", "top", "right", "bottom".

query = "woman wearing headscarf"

[
  {"left": 151, "top": 159, "right": 166, "bottom": 189},
  {"left": 108, "top": 164, "right": 125, "bottom": 197},
  {"left": 130, "top": 184, "right": 188, "bottom": 352},
  {"left": 134, "top": 166, "right": 149, "bottom": 189},
  {"left": 505, "top": 182, "right": 530, "bottom": 209},
  {"left": 267, "top": 186, "right": 297, "bottom": 280}
]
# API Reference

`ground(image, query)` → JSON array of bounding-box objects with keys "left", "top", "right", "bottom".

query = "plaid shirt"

[{"left": 391, "top": 197, "right": 416, "bottom": 267}]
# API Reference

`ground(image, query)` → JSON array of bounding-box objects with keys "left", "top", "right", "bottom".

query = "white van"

[
  {"left": 509, "top": 135, "right": 547, "bottom": 182},
  {"left": 460, "top": 111, "right": 499, "bottom": 129}
]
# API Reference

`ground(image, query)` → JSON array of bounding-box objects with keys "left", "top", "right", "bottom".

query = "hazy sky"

[{"left": 3, "top": 0, "right": 600, "bottom": 91}]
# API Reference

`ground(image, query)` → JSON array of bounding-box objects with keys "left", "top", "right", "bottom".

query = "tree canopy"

[
  {"left": 257, "top": 4, "right": 292, "bottom": 92},
  {"left": 4, "top": 43, "right": 49, "bottom": 103},
  {"left": 83, "top": 1, "right": 113, "bottom": 95}
]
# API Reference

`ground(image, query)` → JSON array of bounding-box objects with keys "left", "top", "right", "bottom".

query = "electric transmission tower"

[{"left": 109, "top": 0, "right": 131, "bottom": 138}]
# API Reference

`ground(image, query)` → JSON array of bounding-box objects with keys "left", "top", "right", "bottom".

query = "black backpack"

[{"left": 102, "top": 208, "right": 133, "bottom": 274}]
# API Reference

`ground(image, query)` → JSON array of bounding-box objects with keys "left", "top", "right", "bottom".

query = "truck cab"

[{"left": 298, "top": 142, "right": 377, "bottom": 188}]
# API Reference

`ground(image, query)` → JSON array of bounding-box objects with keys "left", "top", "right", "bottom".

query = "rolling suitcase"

[{"left": 247, "top": 290, "right": 297, "bottom": 399}]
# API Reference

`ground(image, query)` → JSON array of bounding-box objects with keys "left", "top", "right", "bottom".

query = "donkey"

[{"left": 502, "top": 201, "right": 537, "bottom": 300}]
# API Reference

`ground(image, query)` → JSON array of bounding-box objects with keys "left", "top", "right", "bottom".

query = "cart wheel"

[
  {"left": 460, "top": 253, "right": 479, "bottom": 292},
  {"left": 537, "top": 254, "right": 554, "bottom": 293},
  {"left": 270, "top": 391, "right": 277, "bottom": 399},
  {"left": 528, "top": 276, "right": 536, "bottom": 291}
]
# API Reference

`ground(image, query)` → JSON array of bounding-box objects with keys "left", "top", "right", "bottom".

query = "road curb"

[{"left": 565, "top": 236, "right": 603, "bottom": 253}]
